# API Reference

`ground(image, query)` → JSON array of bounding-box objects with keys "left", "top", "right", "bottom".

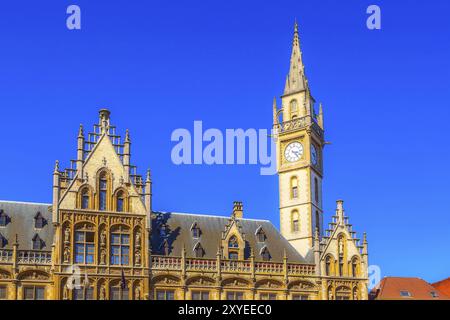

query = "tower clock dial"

[
  {"left": 311, "top": 144, "right": 318, "bottom": 165},
  {"left": 284, "top": 142, "right": 303, "bottom": 162}
]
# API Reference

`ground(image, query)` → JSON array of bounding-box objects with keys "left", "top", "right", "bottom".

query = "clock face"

[
  {"left": 311, "top": 144, "right": 318, "bottom": 165},
  {"left": 284, "top": 142, "right": 303, "bottom": 162}
]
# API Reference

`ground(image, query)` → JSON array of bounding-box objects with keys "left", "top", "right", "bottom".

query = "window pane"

[
  {"left": 35, "top": 287, "right": 45, "bottom": 300},
  {"left": 75, "top": 232, "right": 84, "bottom": 242},
  {"left": 110, "top": 288, "right": 120, "bottom": 300},
  {"left": 121, "top": 235, "right": 129, "bottom": 245},
  {"left": 85, "top": 288, "right": 94, "bottom": 300},
  {"left": 122, "top": 289, "right": 129, "bottom": 301},
  {"left": 99, "top": 191, "right": 106, "bottom": 211},
  {"left": 24, "top": 287, "right": 34, "bottom": 300},
  {"left": 111, "top": 234, "right": 120, "bottom": 244},
  {"left": 117, "top": 198, "right": 124, "bottom": 212},
  {"left": 73, "top": 288, "right": 84, "bottom": 300},
  {"left": 82, "top": 195, "right": 89, "bottom": 209},
  {"left": 156, "top": 291, "right": 165, "bottom": 300},
  {"left": 86, "top": 232, "right": 95, "bottom": 243},
  {"left": 167, "top": 291, "right": 175, "bottom": 300},
  {"left": 0, "top": 286, "right": 7, "bottom": 300},
  {"left": 202, "top": 292, "right": 210, "bottom": 300},
  {"left": 192, "top": 292, "right": 200, "bottom": 300}
]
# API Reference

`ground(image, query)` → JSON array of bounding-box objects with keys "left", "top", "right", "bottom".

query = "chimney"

[{"left": 232, "top": 201, "right": 243, "bottom": 219}]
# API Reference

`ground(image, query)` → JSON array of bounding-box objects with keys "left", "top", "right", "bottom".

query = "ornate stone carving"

[
  {"left": 99, "top": 285, "right": 106, "bottom": 300},
  {"left": 63, "top": 246, "right": 70, "bottom": 263},
  {"left": 134, "top": 286, "right": 141, "bottom": 300}
]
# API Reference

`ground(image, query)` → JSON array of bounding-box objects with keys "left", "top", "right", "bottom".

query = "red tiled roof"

[
  {"left": 432, "top": 277, "right": 450, "bottom": 297},
  {"left": 370, "top": 277, "right": 450, "bottom": 300}
]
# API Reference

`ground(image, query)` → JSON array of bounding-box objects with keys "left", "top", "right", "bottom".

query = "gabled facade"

[{"left": 0, "top": 23, "right": 369, "bottom": 300}]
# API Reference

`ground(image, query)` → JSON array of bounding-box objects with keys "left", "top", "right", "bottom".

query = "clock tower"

[{"left": 273, "top": 23, "right": 325, "bottom": 257}]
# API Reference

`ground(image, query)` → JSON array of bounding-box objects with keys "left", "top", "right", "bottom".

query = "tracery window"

[
  {"left": 228, "top": 236, "right": 239, "bottom": 248},
  {"left": 191, "top": 223, "right": 201, "bottom": 239},
  {"left": 110, "top": 285, "right": 129, "bottom": 300},
  {"left": 325, "top": 255, "right": 332, "bottom": 276}
]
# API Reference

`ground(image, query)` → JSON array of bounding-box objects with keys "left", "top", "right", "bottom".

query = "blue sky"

[{"left": 0, "top": 1, "right": 449, "bottom": 283}]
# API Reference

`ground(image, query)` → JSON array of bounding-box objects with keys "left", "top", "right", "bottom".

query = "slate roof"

[
  {"left": 0, "top": 201, "right": 53, "bottom": 251},
  {"left": 151, "top": 212, "right": 311, "bottom": 263}
]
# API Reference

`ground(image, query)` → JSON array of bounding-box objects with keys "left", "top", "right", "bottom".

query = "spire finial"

[
  {"left": 54, "top": 160, "right": 60, "bottom": 173},
  {"left": 125, "top": 129, "right": 130, "bottom": 143},
  {"left": 146, "top": 169, "right": 151, "bottom": 182},
  {"left": 78, "top": 124, "right": 84, "bottom": 137}
]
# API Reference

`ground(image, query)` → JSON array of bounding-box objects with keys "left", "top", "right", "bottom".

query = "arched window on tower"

[
  {"left": 291, "top": 176, "right": 298, "bottom": 199},
  {"left": 290, "top": 100, "right": 298, "bottom": 119},
  {"left": 292, "top": 211, "right": 299, "bottom": 233},
  {"left": 99, "top": 173, "right": 108, "bottom": 211},
  {"left": 314, "top": 178, "right": 319, "bottom": 204},
  {"left": 315, "top": 210, "right": 320, "bottom": 234}
]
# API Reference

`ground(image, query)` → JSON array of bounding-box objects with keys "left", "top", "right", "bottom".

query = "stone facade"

[{"left": 0, "top": 24, "right": 368, "bottom": 300}]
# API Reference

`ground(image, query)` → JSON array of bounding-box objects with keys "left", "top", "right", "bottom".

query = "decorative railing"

[
  {"left": 255, "top": 262, "right": 284, "bottom": 274},
  {"left": 151, "top": 256, "right": 315, "bottom": 276},
  {"left": 0, "top": 249, "right": 13, "bottom": 263},
  {"left": 186, "top": 258, "right": 217, "bottom": 272},
  {"left": 220, "top": 260, "right": 251, "bottom": 273},
  {"left": 17, "top": 251, "right": 52, "bottom": 265},
  {"left": 288, "top": 263, "right": 315, "bottom": 276}
]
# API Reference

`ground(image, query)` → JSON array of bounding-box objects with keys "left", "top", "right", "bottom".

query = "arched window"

[
  {"left": 325, "top": 256, "right": 332, "bottom": 276},
  {"left": 116, "top": 191, "right": 125, "bottom": 212},
  {"left": 110, "top": 281, "right": 129, "bottom": 301},
  {"left": 261, "top": 247, "right": 271, "bottom": 261},
  {"left": 292, "top": 211, "right": 299, "bottom": 232},
  {"left": 291, "top": 176, "right": 298, "bottom": 199},
  {"left": 314, "top": 178, "right": 319, "bottom": 204},
  {"left": 74, "top": 226, "right": 95, "bottom": 264},
  {"left": 81, "top": 188, "right": 90, "bottom": 209},
  {"left": 99, "top": 172, "right": 108, "bottom": 211},
  {"left": 315, "top": 211, "right": 320, "bottom": 234},
  {"left": 194, "top": 243, "right": 204, "bottom": 258},
  {"left": 352, "top": 258, "right": 359, "bottom": 277},
  {"left": 290, "top": 100, "right": 298, "bottom": 119},
  {"left": 110, "top": 226, "right": 130, "bottom": 265}
]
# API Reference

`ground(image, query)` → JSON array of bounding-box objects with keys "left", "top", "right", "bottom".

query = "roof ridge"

[
  {"left": 153, "top": 211, "right": 271, "bottom": 223},
  {"left": 0, "top": 200, "right": 51, "bottom": 206}
]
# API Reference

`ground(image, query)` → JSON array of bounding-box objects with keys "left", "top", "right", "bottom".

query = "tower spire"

[{"left": 284, "top": 21, "right": 307, "bottom": 95}]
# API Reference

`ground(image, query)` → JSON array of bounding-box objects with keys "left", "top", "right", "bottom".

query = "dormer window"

[
  {"left": 34, "top": 212, "right": 46, "bottom": 229},
  {"left": 430, "top": 291, "right": 439, "bottom": 298},
  {"left": 400, "top": 291, "right": 412, "bottom": 298},
  {"left": 32, "top": 234, "right": 44, "bottom": 250},
  {"left": 255, "top": 227, "right": 266, "bottom": 243},
  {"left": 0, "top": 210, "right": 9, "bottom": 227},
  {"left": 260, "top": 247, "right": 271, "bottom": 261},
  {"left": 191, "top": 222, "right": 201, "bottom": 239},
  {"left": 228, "top": 236, "right": 239, "bottom": 248},
  {"left": 194, "top": 243, "right": 204, "bottom": 258},
  {"left": 0, "top": 233, "right": 6, "bottom": 248}
]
